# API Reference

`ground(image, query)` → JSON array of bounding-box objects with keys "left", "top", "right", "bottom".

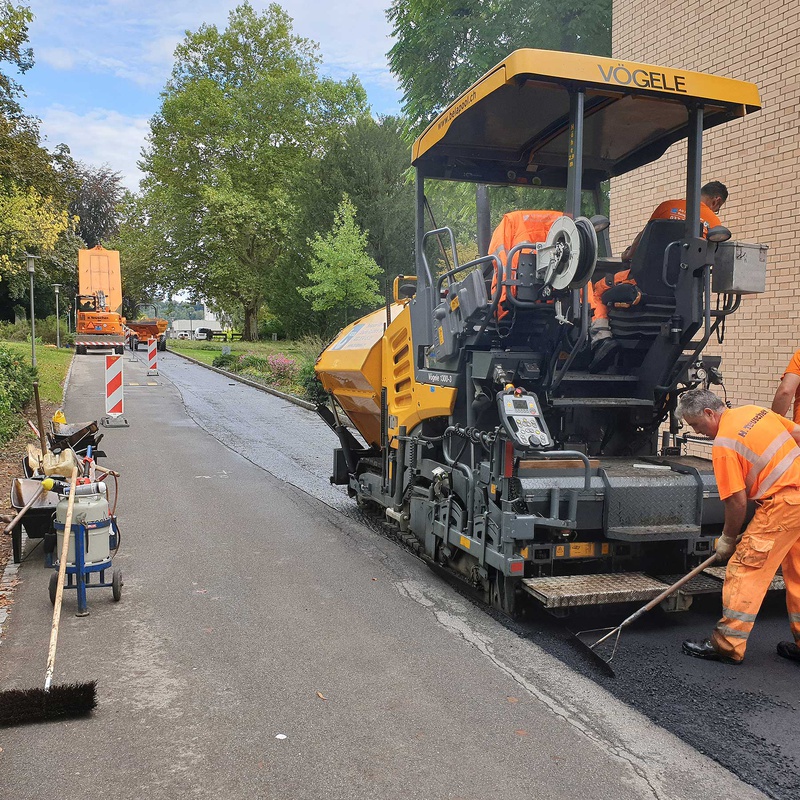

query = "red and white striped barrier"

[
  {"left": 147, "top": 338, "right": 158, "bottom": 376},
  {"left": 105, "top": 355, "right": 124, "bottom": 417}
]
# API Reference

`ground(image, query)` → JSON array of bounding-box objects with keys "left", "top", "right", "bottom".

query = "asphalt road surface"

[{"left": 0, "top": 349, "right": 794, "bottom": 799}]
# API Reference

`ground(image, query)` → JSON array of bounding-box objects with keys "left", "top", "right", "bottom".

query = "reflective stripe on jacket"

[{"left": 713, "top": 405, "right": 800, "bottom": 500}]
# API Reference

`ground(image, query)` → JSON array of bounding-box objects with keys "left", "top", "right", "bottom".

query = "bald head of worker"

[
  {"left": 701, "top": 181, "right": 728, "bottom": 214},
  {"left": 678, "top": 389, "right": 727, "bottom": 439}
]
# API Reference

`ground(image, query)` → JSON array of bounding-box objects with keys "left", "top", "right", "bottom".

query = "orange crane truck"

[
  {"left": 74, "top": 246, "right": 125, "bottom": 355},
  {"left": 74, "top": 246, "right": 168, "bottom": 354}
]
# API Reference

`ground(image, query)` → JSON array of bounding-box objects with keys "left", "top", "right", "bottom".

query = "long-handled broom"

[{"left": 0, "top": 467, "right": 97, "bottom": 726}]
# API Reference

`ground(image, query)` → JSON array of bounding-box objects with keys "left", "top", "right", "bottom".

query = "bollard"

[
  {"left": 147, "top": 338, "right": 158, "bottom": 376},
  {"left": 101, "top": 354, "right": 129, "bottom": 428}
]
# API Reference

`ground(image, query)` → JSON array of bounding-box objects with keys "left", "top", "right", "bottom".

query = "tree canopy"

[
  {"left": 69, "top": 163, "right": 125, "bottom": 248},
  {"left": 0, "top": 3, "right": 84, "bottom": 319},
  {"left": 139, "top": 1, "right": 369, "bottom": 339},
  {"left": 0, "top": 1, "right": 33, "bottom": 118},
  {"left": 387, "top": 0, "right": 611, "bottom": 135}
]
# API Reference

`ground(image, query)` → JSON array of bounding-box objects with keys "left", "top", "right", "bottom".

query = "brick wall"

[{"left": 611, "top": 0, "right": 800, "bottom": 408}]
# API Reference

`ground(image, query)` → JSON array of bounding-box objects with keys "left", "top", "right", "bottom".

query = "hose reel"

[{"left": 538, "top": 216, "right": 598, "bottom": 290}]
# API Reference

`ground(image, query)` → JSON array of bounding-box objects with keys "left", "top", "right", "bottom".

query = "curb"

[
  {"left": 0, "top": 529, "right": 28, "bottom": 639},
  {"left": 60, "top": 349, "right": 75, "bottom": 405},
  {"left": 166, "top": 348, "right": 317, "bottom": 411}
]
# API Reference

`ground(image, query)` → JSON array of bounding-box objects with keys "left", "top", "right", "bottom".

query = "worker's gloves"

[{"left": 715, "top": 535, "right": 739, "bottom": 563}]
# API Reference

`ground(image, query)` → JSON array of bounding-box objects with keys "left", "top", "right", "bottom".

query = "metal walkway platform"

[{"left": 521, "top": 566, "right": 786, "bottom": 609}]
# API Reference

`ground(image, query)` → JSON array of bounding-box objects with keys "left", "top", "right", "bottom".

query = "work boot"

[
  {"left": 588, "top": 338, "right": 618, "bottom": 373},
  {"left": 776, "top": 641, "right": 800, "bottom": 663},
  {"left": 682, "top": 638, "right": 742, "bottom": 665}
]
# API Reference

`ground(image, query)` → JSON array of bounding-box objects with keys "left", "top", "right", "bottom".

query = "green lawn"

[
  {"left": 168, "top": 337, "right": 321, "bottom": 365},
  {"left": 1, "top": 341, "right": 74, "bottom": 403},
  {"left": 167, "top": 336, "right": 327, "bottom": 403}
]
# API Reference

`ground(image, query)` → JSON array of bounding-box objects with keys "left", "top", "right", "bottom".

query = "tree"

[
  {"left": 274, "top": 114, "right": 415, "bottom": 335},
  {"left": 106, "top": 190, "right": 169, "bottom": 315},
  {"left": 0, "top": 1, "right": 33, "bottom": 119},
  {"left": 387, "top": 0, "right": 611, "bottom": 135},
  {"left": 300, "top": 195, "right": 383, "bottom": 328},
  {"left": 0, "top": 3, "right": 80, "bottom": 314},
  {"left": 69, "top": 163, "right": 125, "bottom": 247},
  {"left": 140, "top": 2, "right": 368, "bottom": 340},
  {"left": 325, "top": 115, "right": 415, "bottom": 282},
  {"left": 0, "top": 184, "right": 71, "bottom": 273}
]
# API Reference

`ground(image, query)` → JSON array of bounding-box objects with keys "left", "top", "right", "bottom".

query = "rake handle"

[
  {"left": 590, "top": 552, "right": 722, "bottom": 650},
  {"left": 616, "top": 552, "right": 721, "bottom": 632},
  {"left": 44, "top": 467, "right": 78, "bottom": 692}
]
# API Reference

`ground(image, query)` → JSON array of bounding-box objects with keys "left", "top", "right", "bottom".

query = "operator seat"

[{"left": 607, "top": 219, "right": 684, "bottom": 348}]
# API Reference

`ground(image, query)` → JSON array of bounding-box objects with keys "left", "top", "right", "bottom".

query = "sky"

[{"left": 18, "top": 1, "right": 403, "bottom": 191}]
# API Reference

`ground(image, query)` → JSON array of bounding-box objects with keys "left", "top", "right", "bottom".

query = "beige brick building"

[{"left": 611, "top": 0, "right": 800, "bottom": 408}]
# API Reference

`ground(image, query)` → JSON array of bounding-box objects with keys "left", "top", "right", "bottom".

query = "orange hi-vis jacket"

[
  {"left": 592, "top": 199, "right": 723, "bottom": 319},
  {"left": 488, "top": 210, "right": 564, "bottom": 319},
  {"left": 781, "top": 349, "right": 800, "bottom": 424},
  {"left": 710, "top": 406, "right": 800, "bottom": 662},
  {"left": 712, "top": 406, "right": 800, "bottom": 500},
  {"left": 650, "top": 199, "right": 722, "bottom": 236}
]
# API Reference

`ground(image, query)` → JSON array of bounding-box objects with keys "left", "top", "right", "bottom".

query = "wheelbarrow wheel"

[
  {"left": 112, "top": 568, "right": 123, "bottom": 601},
  {"left": 48, "top": 572, "right": 59, "bottom": 605}
]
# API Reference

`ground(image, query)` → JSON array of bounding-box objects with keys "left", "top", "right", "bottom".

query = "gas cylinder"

[{"left": 55, "top": 483, "right": 112, "bottom": 565}]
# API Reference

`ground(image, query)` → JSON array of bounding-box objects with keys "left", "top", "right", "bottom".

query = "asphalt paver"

[{"left": 0, "top": 350, "right": 779, "bottom": 799}]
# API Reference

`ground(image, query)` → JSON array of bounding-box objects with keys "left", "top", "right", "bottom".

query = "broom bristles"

[{"left": 0, "top": 681, "right": 97, "bottom": 727}]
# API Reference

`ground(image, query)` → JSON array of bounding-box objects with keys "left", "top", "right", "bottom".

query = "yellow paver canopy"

[{"left": 412, "top": 49, "right": 761, "bottom": 188}]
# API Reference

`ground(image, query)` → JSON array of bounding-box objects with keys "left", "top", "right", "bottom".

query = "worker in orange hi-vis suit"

[
  {"left": 678, "top": 389, "right": 800, "bottom": 665},
  {"left": 488, "top": 210, "right": 612, "bottom": 364},
  {"left": 488, "top": 209, "right": 564, "bottom": 320},
  {"left": 771, "top": 348, "right": 800, "bottom": 424},
  {"left": 587, "top": 181, "right": 728, "bottom": 373}
]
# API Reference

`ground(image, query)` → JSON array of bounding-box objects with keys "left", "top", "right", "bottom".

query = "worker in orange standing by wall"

[
  {"left": 771, "top": 348, "right": 800, "bottom": 424},
  {"left": 678, "top": 389, "right": 800, "bottom": 665},
  {"left": 588, "top": 181, "right": 728, "bottom": 372}
]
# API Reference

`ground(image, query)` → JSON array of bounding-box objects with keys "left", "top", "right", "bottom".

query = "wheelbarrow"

[
  {"left": 6, "top": 477, "right": 59, "bottom": 563},
  {"left": 49, "top": 419, "right": 103, "bottom": 457}
]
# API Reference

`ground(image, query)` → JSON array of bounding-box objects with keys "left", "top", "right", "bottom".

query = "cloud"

[
  {"left": 37, "top": 47, "right": 76, "bottom": 70},
  {"left": 29, "top": 1, "right": 399, "bottom": 94},
  {"left": 38, "top": 107, "right": 150, "bottom": 191},
  {"left": 25, "top": 1, "right": 403, "bottom": 192}
]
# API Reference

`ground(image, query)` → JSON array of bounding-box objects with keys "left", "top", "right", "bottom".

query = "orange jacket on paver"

[
  {"left": 712, "top": 405, "right": 800, "bottom": 500},
  {"left": 489, "top": 210, "right": 564, "bottom": 319},
  {"left": 592, "top": 200, "right": 723, "bottom": 320},
  {"left": 781, "top": 349, "right": 800, "bottom": 424},
  {"left": 649, "top": 199, "right": 721, "bottom": 235}
]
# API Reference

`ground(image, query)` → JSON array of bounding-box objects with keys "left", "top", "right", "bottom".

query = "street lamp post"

[
  {"left": 52, "top": 284, "right": 62, "bottom": 348},
  {"left": 26, "top": 253, "right": 38, "bottom": 368}
]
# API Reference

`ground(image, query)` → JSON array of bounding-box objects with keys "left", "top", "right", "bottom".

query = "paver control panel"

[{"left": 498, "top": 392, "right": 553, "bottom": 449}]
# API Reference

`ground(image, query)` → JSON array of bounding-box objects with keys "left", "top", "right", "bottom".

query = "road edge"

[{"left": 166, "top": 347, "right": 317, "bottom": 411}]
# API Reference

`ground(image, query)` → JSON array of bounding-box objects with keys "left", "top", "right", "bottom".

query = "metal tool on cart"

[{"left": 50, "top": 448, "right": 122, "bottom": 615}]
